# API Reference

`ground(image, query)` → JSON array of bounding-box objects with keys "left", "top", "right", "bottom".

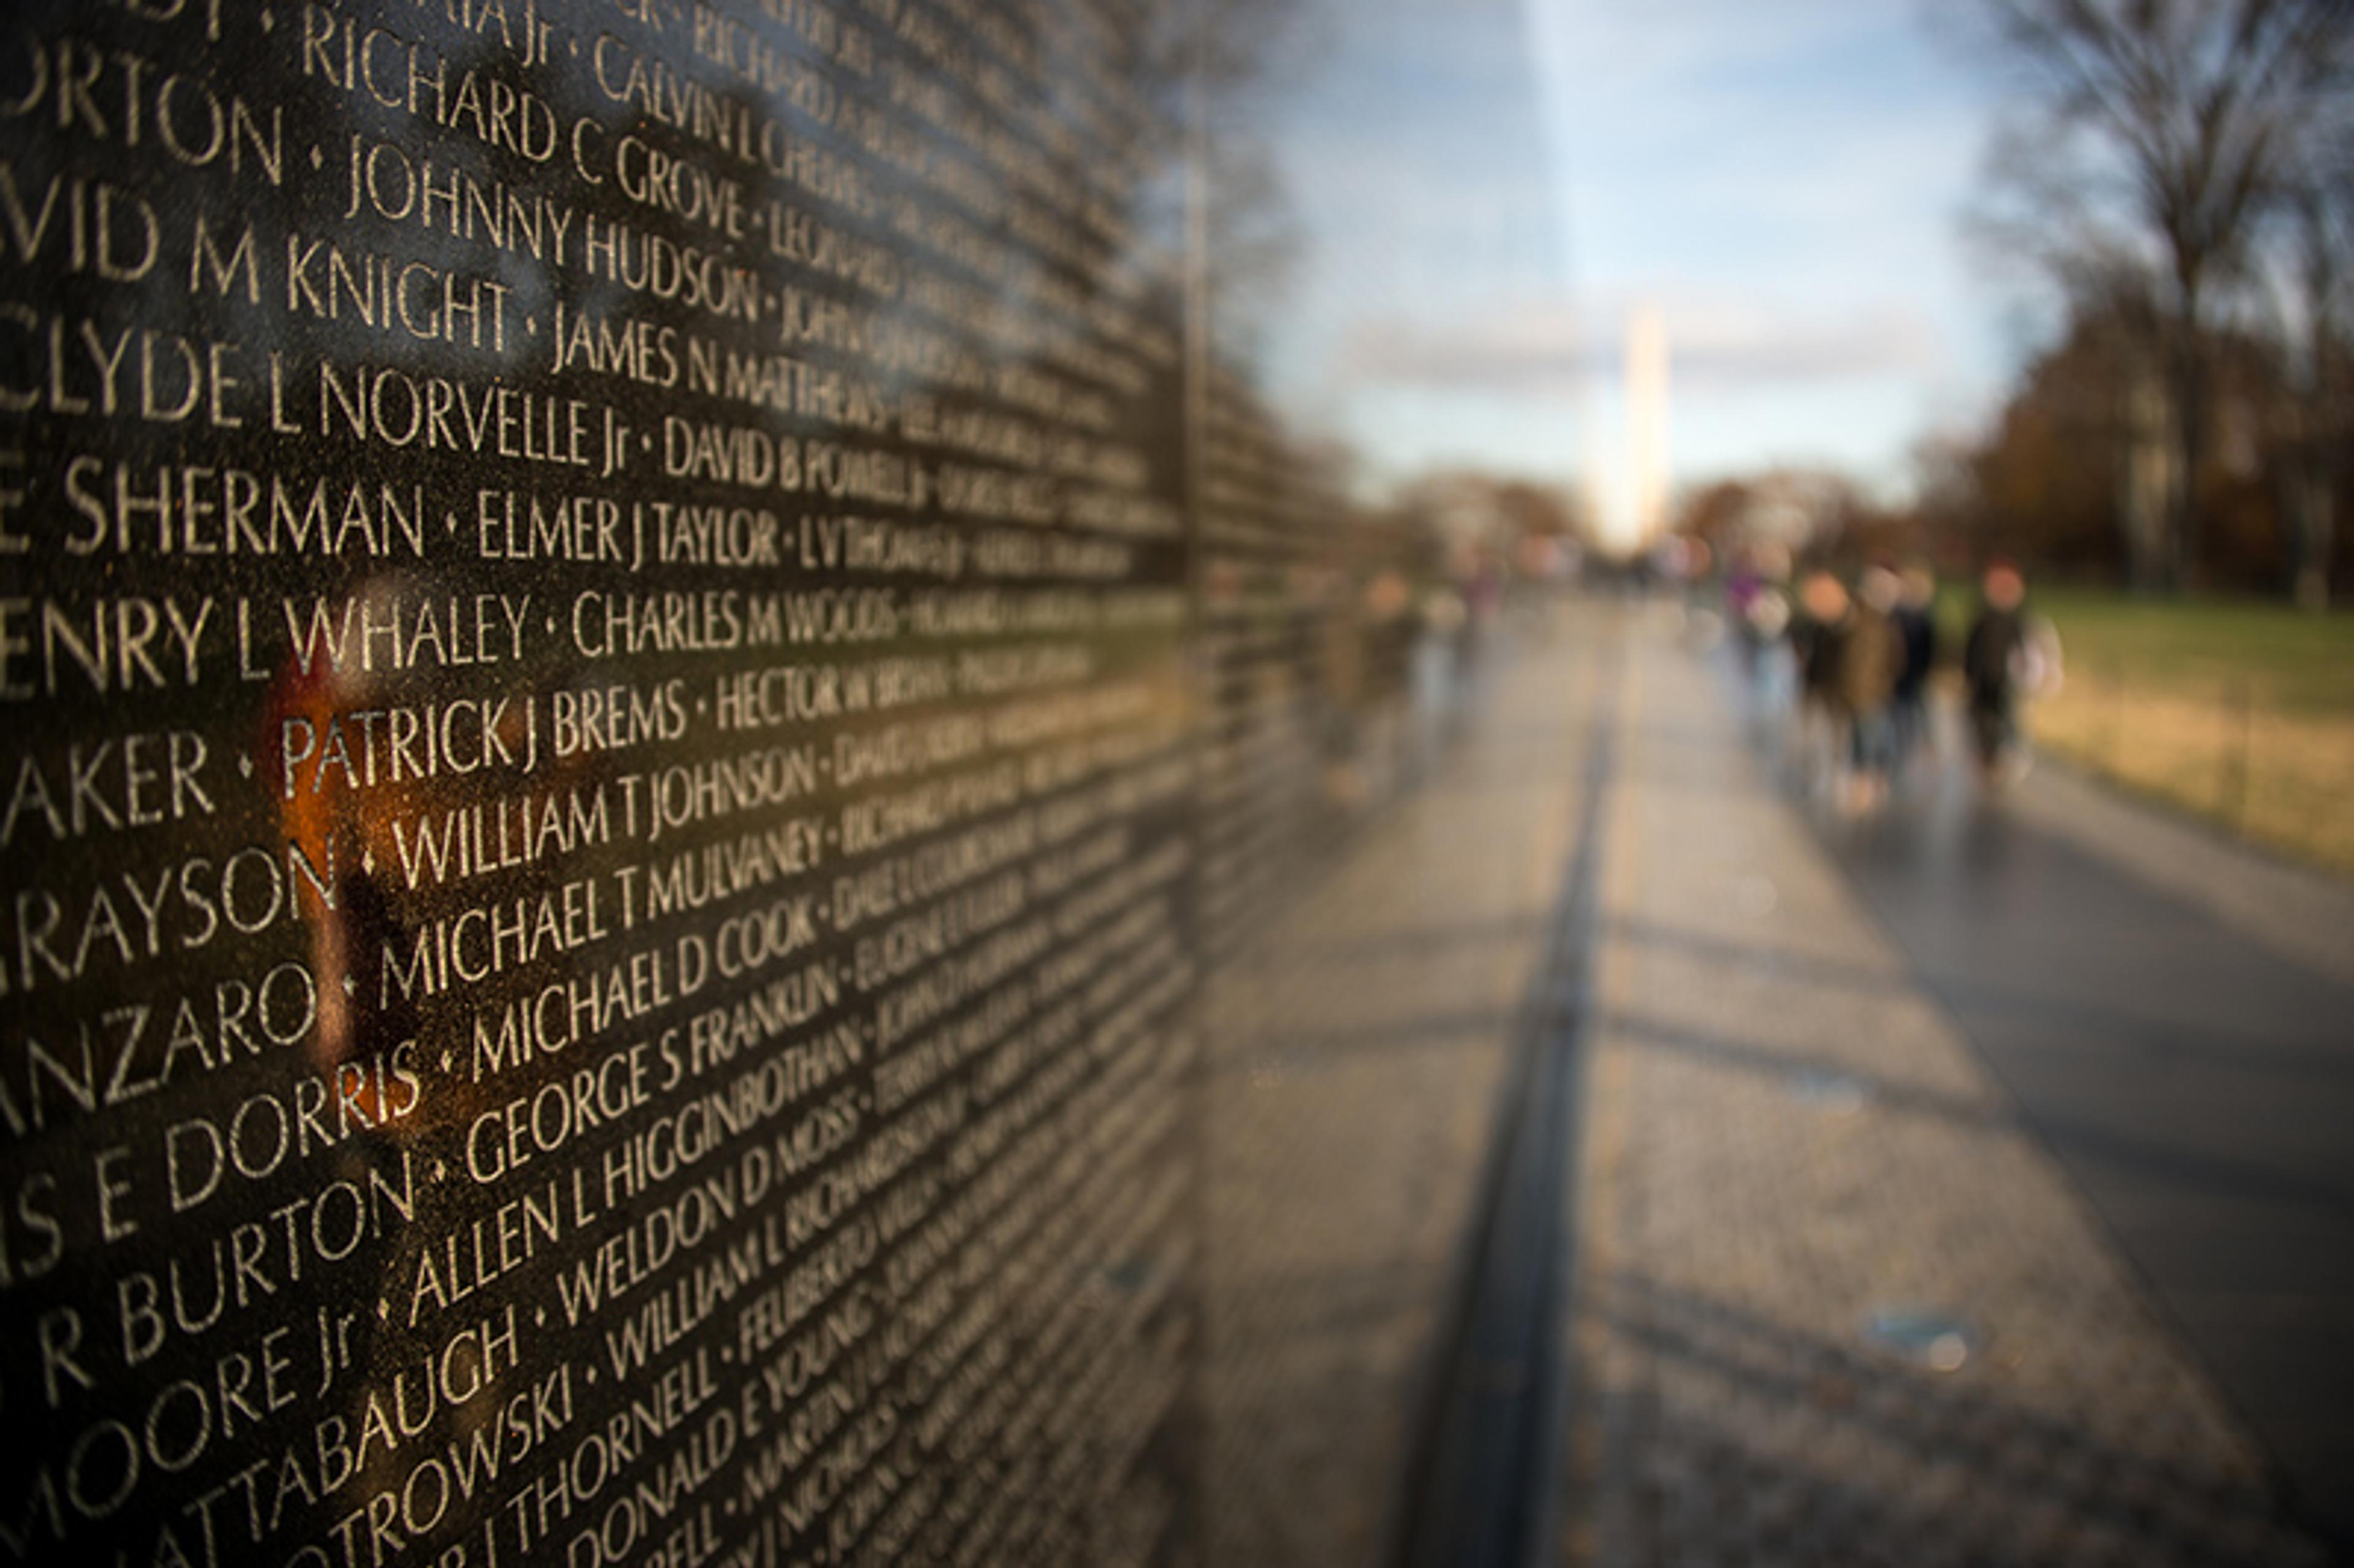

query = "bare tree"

[
  {"left": 2279, "top": 189, "right": 2341, "bottom": 606},
  {"left": 1967, "top": 0, "right": 2352, "bottom": 591},
  {"left": 2274, "top": 99, "right": 2354, "bottom": 606}
]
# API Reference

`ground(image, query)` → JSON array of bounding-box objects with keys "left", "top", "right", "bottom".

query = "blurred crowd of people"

[{"left": 1721, "top": 549, "right": 2062, "bottom": 813}]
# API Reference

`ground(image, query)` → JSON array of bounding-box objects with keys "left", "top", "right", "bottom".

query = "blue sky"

[{"left": 1244, "top": 0, "right": 2021, "bottom": 527}]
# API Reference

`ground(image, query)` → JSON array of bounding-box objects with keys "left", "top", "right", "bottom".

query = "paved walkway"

[
  {"left": 1198, "top": 607, "right": 1612, "bottom": 1566},
  {"left": 1827, "top": 687, "right": 2354, "bottom": 1553},
  {"left": 1568, "top": 609, "right": 2331, "bottom": 1566}
]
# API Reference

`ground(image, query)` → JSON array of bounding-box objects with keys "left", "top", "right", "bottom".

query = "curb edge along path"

[{"left": 1564, "top": 606, "right": 2325, "bottom": 1568}]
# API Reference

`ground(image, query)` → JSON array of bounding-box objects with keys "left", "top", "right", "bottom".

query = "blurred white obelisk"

[{"left": 1626, "top": 304, "right": 1669, "bottom": 546}]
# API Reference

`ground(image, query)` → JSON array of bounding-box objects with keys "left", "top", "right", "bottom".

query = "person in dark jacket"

[
  {"left": 1890, "top": 565, "right": 1938, "bottom": 778},
  {"left": 1792, "top": 570, "right": 1852, "bottom": 802},
  {"left": 1963, "top": 562, "right": 2030, "bottom": 782}
]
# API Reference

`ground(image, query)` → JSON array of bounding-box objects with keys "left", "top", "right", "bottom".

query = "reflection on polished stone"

[{"left": 0, "top": 0, "right": 1580, "bottom": 1561}]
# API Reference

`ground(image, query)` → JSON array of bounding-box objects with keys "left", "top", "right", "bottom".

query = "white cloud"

[{"left": 1338, "top": 292, "right": 1943, "bottom": 390}]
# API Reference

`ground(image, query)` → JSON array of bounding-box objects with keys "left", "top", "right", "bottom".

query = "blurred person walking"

[
  {"left": 1840, "top": 566, "right": 1904, "bottom": 812},
  {"left": 1791, "top": 569, "right": 1853, "bottom": 804},
  {"left": 1727, "top": 546, "right": 1794, "bottom": 728},
  {"left": 1727, "top": 549, "right": 1766, "bottom": 671},
  {"left": 1890, "top": 565, "right": 1940, "bottom": 783},
  {"left": 1963, "top": 562, "right": 2061, "bottom": 787},
  {"left": 1744, "top": 579, "right": 1794, "bottom": 723}
]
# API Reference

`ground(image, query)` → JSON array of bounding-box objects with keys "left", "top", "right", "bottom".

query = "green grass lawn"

[
  {"left": 1997, "top": 588, "right": 2354, "bottom": 873},
  {"left": 2028, "top": 588, "right": 2354, "bottom": 717}
]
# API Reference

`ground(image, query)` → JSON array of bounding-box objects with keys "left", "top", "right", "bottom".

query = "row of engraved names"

[
  {"left": 9, "top": 0, "right": 1170, "bottom": 313},
  {"left": 2, "top": 32, "right": 1175, "bottom": 397},
  {"left": 1, "top": 463, "right": 1160, "bottom": 568},
  {"left": 1, "top": 637, "right": 1103, "bottom": 848},
  {"left": 0, "top": 578, "right": 1184, "bottom": 702},
  {"left": 5, "top": 951, "right": 1192, "bottom": 1568},
  {"left": 0, "top": 733, "right": 1179, "bottom": 1167},
  {"left": 3, "top": 639, "right": 1154, "bottom": 824},
  {"left": 4, "top": 831, "right": 1184, "bottom": 1407},
  {"left": 0, "top": 330, "right": 1166, "bottom": 525}
]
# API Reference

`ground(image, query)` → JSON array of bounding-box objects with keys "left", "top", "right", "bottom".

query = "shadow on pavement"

[
  {"left": 1593, "top": 1270, "right": 2318, "bottom": 1565},
  {"left": 1791, "top": 689, "right": 2354, "bottom": 1555}
]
